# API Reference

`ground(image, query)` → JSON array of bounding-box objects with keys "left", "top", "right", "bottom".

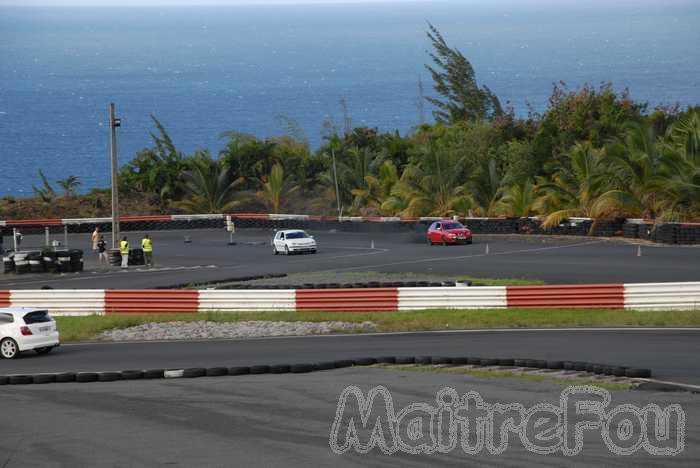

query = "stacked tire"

[
  {"left": 55, "top": 250, "right": 72, "bottom": 273},
  {"left": 128, "top": 248, "right": 145, "bottom": 266},
  {"left": 27, "top": 251, "right": 44, "bottom": 273},
  {"left": 12, "top": 252, "right": 29, "bottom": 274},
  {"left": 2, "top": 253, "right": 14, "bottom": 274},
  {"left": 69, "top": 249, "right": 84, "bottom": 272}
]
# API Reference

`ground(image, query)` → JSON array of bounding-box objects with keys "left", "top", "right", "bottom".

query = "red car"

[{"left": 426, "top": 220, "right": 473, "bottom": 245}]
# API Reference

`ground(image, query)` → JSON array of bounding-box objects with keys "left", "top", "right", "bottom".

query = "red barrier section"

[
  {"left": 296, "top": 288, "right": 399, "bottom": 312},
  {"left": 506, "top": 284, "right": 625, "bottom": 309},
  {"left": 0, "top": 291, "right": 10, "bottom": 308},
  {"left": 105, "top": 290, "right": 198, "bottom": 314},
  {"left": 119, "top": 215, "right": 173, "bottom": 222},
  {"left": 6, "top": 218, "right": 63, "bottom": 226}
]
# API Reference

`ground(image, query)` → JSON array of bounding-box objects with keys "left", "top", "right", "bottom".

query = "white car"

[
  {"left": 0, "top": 308, "right": 60, "bottom": 359},
  {"left": 272, "top": 229, "right": 317, "bottom": 255}
]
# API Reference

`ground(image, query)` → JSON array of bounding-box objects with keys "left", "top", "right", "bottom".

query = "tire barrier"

[
  {"left": 0, "top": 355, "right": 655, "bottom": 387},
  {"left": 506, "top": 284, "right": 625, "bottom": 309},
  {"left": 104, "top": 290, "right": 198, "bottom": 314},
  {"left": 2, "top": 249, "right": 84, "bottom": 275},
  {"left": 1, "top": 282, "right": 699, "bottom": 315},
  {"left": 296, "top": 288, "right": 399, "bottom": 312},
  {"left": 3, "top": 213, "right": 700, "bottom": 244}
]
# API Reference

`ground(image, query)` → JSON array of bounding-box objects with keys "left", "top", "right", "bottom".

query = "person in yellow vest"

[
  {"left": 119, "top": 236, "right": 129, "bottom": 269},
  {"left": 141, "top": 234, "right": 153, "bottom": 268}
]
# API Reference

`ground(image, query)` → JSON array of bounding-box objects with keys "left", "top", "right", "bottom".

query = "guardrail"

[{"left": 1, "top": 282, "right": 698, "bottom": 315}]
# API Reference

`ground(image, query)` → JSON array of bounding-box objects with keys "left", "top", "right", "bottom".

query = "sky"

[{"left": 1, "top": 0, "right": 429, "bottom": 5}]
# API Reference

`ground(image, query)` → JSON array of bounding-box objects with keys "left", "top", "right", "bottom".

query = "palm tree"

[
  {"left": 384, "top": 142, "right": 473, "bottom": 217},
  {"left": 257, "top": 163, "right": 298, "bottom": 213},
  {"left": 56, "top": 175, "right": 81, "bottom": 197},
  {"left": 497, "top": 179, "right": 536, "bottom": 217},
  {"left": 534, "top": 142, "right": 634, "bottom": 229},
  {"left": 350, "top": 160, "right": 400, "bottom": 215},
  {"left": 32, "top": 169, "right": 55, "bottom": 203},
  {"left": 469, "top": 158, "right": 505, "bottom": 217},
  {"left": 175, "top": 150, "right": 244, "bottom": 213}
]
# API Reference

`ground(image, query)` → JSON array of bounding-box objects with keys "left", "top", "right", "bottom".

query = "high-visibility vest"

[
  {"left": 141, "top": 238, "right": 153, "bottom": 252},
  {"left": 120, "top": 240, "right": 129, "bottom": 255}
]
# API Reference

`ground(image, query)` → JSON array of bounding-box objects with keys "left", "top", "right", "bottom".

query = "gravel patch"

[{"left": 97, "top": 320, "right": 377, "bottom": 341}]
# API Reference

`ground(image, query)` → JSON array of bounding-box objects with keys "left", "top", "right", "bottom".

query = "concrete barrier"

[
  {"left": 399, "top": 286, "right": 507, "bottom": 310},
  {"left": 199, "top": 290, "right": 295, "bottom": 311},
  {"left": 624, "top": 282, "right": 700, "bottom": 310}
]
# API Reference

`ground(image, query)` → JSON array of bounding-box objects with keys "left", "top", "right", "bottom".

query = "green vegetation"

[
  {"left": 2, "top": 25, "right": 698, "bottom": 224},
  {"left": 55, "top": 308, "right": 700, "bottom": 342},
  {"left": 380, "top": 365, "right": 635, "bottom": 391}
]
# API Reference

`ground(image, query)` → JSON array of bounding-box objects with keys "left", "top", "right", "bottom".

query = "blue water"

[{"left": 1, "top": 1, "right": 699, "bottom": 196}]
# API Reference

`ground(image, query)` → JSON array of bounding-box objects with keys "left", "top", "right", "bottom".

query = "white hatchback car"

[
  {"left": 0, "top": 308, "right": 60, "bottom": 359},
  {"left": 272, "top": 229, "right": 317, "bottom": 255}
]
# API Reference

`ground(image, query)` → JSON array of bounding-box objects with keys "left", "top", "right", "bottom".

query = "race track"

[
  {"left": 2, "top": 329, "right": 699, "bottom": 385},
  {"left": 2, "top": 228, "right": 699, "bottom": 289}
]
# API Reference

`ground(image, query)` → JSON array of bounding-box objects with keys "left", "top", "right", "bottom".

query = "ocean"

[{"left": 0, "top": 0, "right": 699, "bottom": 196}]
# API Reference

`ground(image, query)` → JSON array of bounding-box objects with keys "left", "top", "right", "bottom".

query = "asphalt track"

[
  {"left": 2, "top": 367, "right": 698, "bottom": 467},
  {"left": 2, "top": 329, "right": 699, "bottom": 385},
  {"left": 2, "top": 228, "right": 699, "bottom": 289}
]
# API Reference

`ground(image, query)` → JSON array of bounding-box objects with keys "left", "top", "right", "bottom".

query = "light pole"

[
  {"left": 109, "top": 103, "right": 121, "bottom": 249},
  {"left": 331, "top": 147, "right": 342, "bottom": 218}
]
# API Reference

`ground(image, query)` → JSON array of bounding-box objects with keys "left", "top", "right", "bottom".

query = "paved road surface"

[
  {"left": 2, "top": 329, "right": 699, "bottom": 385},
  {"left": 2, "top": 229, "right": 699, "bottom": 289},
  {"left": 1, "top": 367, "right": 697, "bottom": 466}
]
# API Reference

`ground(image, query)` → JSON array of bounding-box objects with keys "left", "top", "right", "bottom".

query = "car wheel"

[
  {"left": 442, "top": 237, "right": 448, "bottom": 246},
  {"left": 0, "top": 338, "right": 19, "bottom": 359},
  {"left": 35, "top": 347, "right": 53, "bottom": 355},
  {"left": 273, "top": 245, "right": 278, "bottom": 255},
  {"left": 467, "top": 239, "right": 473, "bottom": 245},
  {"left": 284, "top": 245, "right": 290, "bottom": 255},
  {"left": 427, "top": 237, "right": 433, "bottom": 246}
]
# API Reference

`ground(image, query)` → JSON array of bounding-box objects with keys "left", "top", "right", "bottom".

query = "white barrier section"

[
  {"left": 624, "top": 282, "right": 700, "bottom": 310},
  {"left": 398, "top": 286, "right": 507, "bottom": 310},
  {"left": 171, "top": 214, "right": 224, "bottom": 220},
  {"left": 10, "top": 289, "right": 105, "bottom": 316},
  {"left": 198, "top": 290, "right": 296, "bottom": 312}
]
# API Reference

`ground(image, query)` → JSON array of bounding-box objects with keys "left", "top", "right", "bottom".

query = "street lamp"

[{"left": 109, "top": 103, "right": 121, "bottom": 249}]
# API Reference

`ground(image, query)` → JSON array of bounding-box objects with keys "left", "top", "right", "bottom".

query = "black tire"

[
  {"left": 284, "top": 246, "right": 290, "bottom": 255},
  {"left": 316, "top": 361, "right": 336, "bottom": 370},
  {"left": 33, "top": 374, "right": 56, "bottom": 384},
  {"left": 0, "top": 376, "right": 8, "bottom": 385},
  {"left": 76, "top": 372, "right": 98, "bottom": 383},
  {"left": 0, "top": 337, "right": 19, "bottom": 359},
  {"left": 451, "top": 357, "right": 469, "bottom": 366},
  {"left": 415, "top": 356, "right": 432, "bottom": 365},
  {"left": 353, "top": 357, "right": 377, "bottom": 366},
  {"left": 525, "top": 359, "right": 539, "bottom": 368},
  {"left": 585, "top": 363, "right": 597, "bottom": 373},
  {"left": 592, "top": 365, "right": 605, "bottom": 375},
  {"left": 206, "top": 367, "right": 228, "bottom": 377},
  {"left": 273, "top": 246, "right": 278, "bottom": 255},
  {"left": 395, "top": 357, "right": 415, "bottom": 365},
  {"left": 9, "top": 375, "right": 32, "bottom": 385},
  {"left": 183, "top": 368, "right": 206, "bottom": 378},
  {"left": 228, "top": 366, "right": 251, "bottom": 376},
  {"left": 533, "top": 360, "right": 548, "bottom": 369},
  {"left": 573, "top": 362, "right": 587, "bottom": 372},
  {"left": 432, "top": 357, "right": 452, "bottom": 365},
  {"left": 468, "top": 357, "right": 483, "bottom": 366},
  {"left": 612, "top": 366, "right": 627, "bottom": 377},
  {"left": 427, "top": 236, "right": 433, "bottom": 246},
  {"left": 376, "top": 356, "right": 396, "bottom": 364},
  {"left": 514, "top": 359, "right": 529, "bottom": 367},
  {"left": 98, "top": 372, "right": 122, "bottom": 382},
  {"left": 55, "top": 372, "right": 76, "bottom": 383},
  {"left": 290, "top": 363, "right": 314, "bottom": 373},
  {"left": 35, "top": 347, "right": 53, "bottom": 355},
  {"left": 121, "top": 370, "right": 144, "bottom": 380},
  {"left": 547, "top": 361, "right": 564, "bottom": 370},
  {"left": 270, "top": 364, "right": 291, "bottom": 374},
  {"left": 334, "top": 360, "right": 354, "bottom": 368},
  {"left": 498, "top": 358, "right": 515, "bottom": 367},
  {"left": 250, "top": 365, "right": 271, "bottom": 375},
  {"left": 480, "top": 358, "right": 499, "bottom": 367},
  {"left": 143, "top": 369, "right": 165, "bottom": 379},
  {"left": 563, "top": 361, "right": 575, "bottom": 370},
  {"left": 625, "top": 368, "right": 652, "bottom": 378}
]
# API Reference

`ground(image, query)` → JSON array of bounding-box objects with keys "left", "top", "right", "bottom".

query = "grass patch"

[
  {"left": 55, "top": 308, "right": 700, "bottom": 342},
  {"left": 382, "top": 364, "right": 635, "bottom": 391}
]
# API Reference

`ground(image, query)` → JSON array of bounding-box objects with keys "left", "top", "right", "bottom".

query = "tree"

[
  {"left": 425, "top": 23, "right": 502, "bottom": 123},
  {"left": 534, "top": 142, "right": 634, "bottom": 229},
  {"left": 32, "top": 170, "right": 55, "bottom": 203},
  {"left": 56, "top": 175, "right": 81, "bottom": 197},
  {"left": 257, "top": 163, "right": 298, "bottom": 213},
  {"left": 497, "top": 179, "right": 536, "bottom": 217},
  {"left": 175, "top": 151, "right": 244, "bottom": 213}
]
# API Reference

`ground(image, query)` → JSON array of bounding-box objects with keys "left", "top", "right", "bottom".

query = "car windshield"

[
  {"left": 443, "top": 223, "right": 464, "bottom": 230},
  {"left": 286, "top": 231, "right": 308, "bottom": 239},
  {"left": 23, "top": 310, "right": 51, "bottom": 324}
]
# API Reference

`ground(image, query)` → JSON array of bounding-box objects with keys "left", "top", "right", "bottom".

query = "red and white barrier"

[{"left": 0, "top": 282, "right": 698, "bottom": 315}]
